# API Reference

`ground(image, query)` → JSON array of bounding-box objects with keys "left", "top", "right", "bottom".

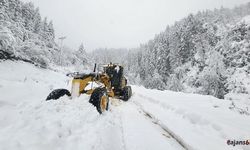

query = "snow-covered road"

[{"left": 0, "top": 61, "right": 250, "bottom": 150}]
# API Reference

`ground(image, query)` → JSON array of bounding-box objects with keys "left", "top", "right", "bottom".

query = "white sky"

[{"left": 22, "top": 0, "right": 249, "bottom": 51}]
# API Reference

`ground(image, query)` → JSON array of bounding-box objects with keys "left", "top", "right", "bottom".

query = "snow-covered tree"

[
  {"left": 0, "top": 0, "right": 9, "bottom": 20},
  {"left": 22, "top": 2, "right": 35, "bottom": 31},
  {"left": 48, "top": 21, "right": 55, "bottom": 40},
  {"left": 198, "top": 50, "right": 227, "bottom": 98},
  {"left": 167, "top": 74, "right": 184, "bottom": 92},
  {"left": 144, "top": 70, "right": 166, "bottom": 90},
  {"left": 33, "top": 8, "right": 42, "bottom": 34},
  {"left": 0, "top": 25, "right": 15, "bottom": 54},
  {"left": 75, "top": 43, "right": 88, "bottom": 64}
]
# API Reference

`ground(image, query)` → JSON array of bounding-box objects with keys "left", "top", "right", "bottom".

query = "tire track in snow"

[
  {"left": 133, "top": 101, "right": 194, "bottom": 150},
  {"left": 108, "top": 98, "right": 127, "bottom": 150},
  {"left": 90, "top": 102, "right": 127, "bottom": 150},
  {"left": 117, "top": 100, "right": 185, "bottom": 150},
  {"left": 116, "top": 110, "right": 127, "bottom": 150}
]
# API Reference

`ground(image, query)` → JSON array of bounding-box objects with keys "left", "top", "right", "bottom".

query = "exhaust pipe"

[{"left": 93, "top": 63, "right": 97, "bottom": 72}]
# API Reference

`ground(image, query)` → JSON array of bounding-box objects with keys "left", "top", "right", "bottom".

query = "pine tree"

[
  {"left": 48, "top": 21, "right": 55, "bottom": 40},
  {"left": 12, "top": 0, "right": 23, "bottom": 24},
  {"left": 75, "top": 43, "right": 88, "bottom": 65},
  {"left": 22, "top": 2, "right": 35, "bottom": 31},
  {"left": 41, "top": 17, "right": 49, "bottom": 41},
  {"left": 198, "top": 50, "right": 227, "bottom": 98},
  {"left": 0, "top": 0, "right": 9, "bottom": 14},
  {"left": 8, "top": 0, "right": 17, "bottom": 20},
  {"left": 169, "top": 33, "right": 182, "bottom": 71},
  {"left": 33, "top": 8, "right": 42, "bottom": 34},
  {"left": 0, "top": 0, "right": 9, "bottom": 20}
]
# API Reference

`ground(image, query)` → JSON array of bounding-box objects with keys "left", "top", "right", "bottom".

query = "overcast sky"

[{"left": 22, "top": 0, "right": 249, "bottom": 51}]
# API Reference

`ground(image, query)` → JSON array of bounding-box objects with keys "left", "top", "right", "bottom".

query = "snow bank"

[
  {"left": 132, "top": 86, "right": 250, "bottom": 150},
  {"left": 1, "top": 60, "right": 249, "bottom": 150},
  {"left": 0, "top": 61, "right": 123, "bottom": 150}
]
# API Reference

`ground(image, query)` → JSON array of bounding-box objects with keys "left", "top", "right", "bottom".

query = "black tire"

[
  {"left": 46, "top": 89, "right": 71, "bottom": 101},
  {"left": 89, "top": 87, "right": 109, "bottom": 114},
  {"left": 122, "top": 86, "right": 132, "bottom": 101}
]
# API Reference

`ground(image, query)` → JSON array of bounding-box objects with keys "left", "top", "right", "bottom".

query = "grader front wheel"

[
  {"left": 100, "top": 95, "right": 108, "bottom": 112},
  {"left": 89, "top": 87, "right": 109, "bottom": 114}
]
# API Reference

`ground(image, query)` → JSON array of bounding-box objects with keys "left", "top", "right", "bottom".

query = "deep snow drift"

[{"left": 0, "top": 60, "right": 249, "bottom": 150}]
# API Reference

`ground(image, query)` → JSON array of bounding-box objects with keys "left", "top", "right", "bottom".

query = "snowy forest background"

[
  {"left": 0, "top": 0, "right": 88, "bottom": 69},
  {"left": 1, "top": 0, "right": 250, "bottom": 100}
]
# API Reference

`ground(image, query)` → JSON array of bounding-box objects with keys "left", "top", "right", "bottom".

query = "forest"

[
  {"left": 92, "top": 3, "right": 250, "bottom": 99},
  {"left": 0, "top": 0, "right": 88, "bottom": 68},
  {"left": 1, "top": 0, "right": 250, "bottom": 99}
]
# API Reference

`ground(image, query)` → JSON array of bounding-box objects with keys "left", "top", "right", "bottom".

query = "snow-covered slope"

[
  {"left": 133, "top": 86, "right": 250, "bottom": 150},
  {"left": 0, "top": 61, "right": 249, "bottom": 150}
]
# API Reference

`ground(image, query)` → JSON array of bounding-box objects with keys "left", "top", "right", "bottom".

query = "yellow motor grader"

[{"left": 46, "top": 63, "right": 132, "bottom": 114}]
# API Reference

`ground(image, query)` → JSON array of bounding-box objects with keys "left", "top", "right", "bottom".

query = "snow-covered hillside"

[{"left": 0, "top": 61, "right": 250, "bottom": 150}]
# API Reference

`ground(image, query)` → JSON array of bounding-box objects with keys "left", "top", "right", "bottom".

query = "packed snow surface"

[{"left": 0, "top": 61, "right": 249, "bottom": 150}]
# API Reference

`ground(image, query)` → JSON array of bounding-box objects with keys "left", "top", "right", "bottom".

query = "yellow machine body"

[
  {"left": 71, "top": 73, "right": 115, "bottom": 98},
  {"left": 46, "top": 63, "right": 132, "bottom": 114}
]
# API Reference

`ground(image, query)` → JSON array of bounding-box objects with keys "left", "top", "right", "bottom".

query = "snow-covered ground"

[{"left": 0, "top": 60, "right": 250, "bottom": 150}]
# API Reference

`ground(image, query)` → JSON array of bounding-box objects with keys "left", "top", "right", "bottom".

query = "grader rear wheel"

[
  {"left": 89, "top": 87, "right": 109, "bottom": 114},
  {"left": 122, "top": 86, "right": 132, "bottom": 101}
]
